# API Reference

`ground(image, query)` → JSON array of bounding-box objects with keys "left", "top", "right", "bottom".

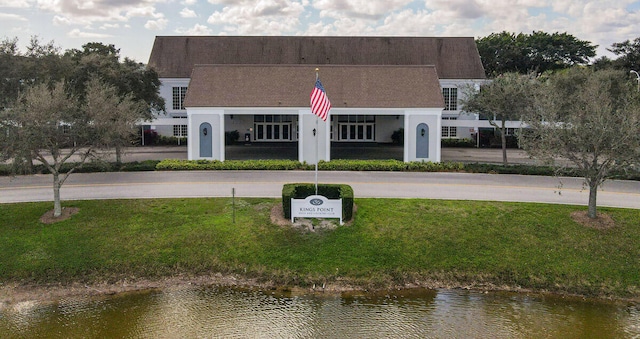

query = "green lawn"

[{"left": 1, "top": 198, "right": 639, "bottom": 298}]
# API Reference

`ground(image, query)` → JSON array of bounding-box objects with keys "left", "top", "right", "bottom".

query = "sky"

[{"left": 1, "top": 0, "right": 639, "bottom": 63}]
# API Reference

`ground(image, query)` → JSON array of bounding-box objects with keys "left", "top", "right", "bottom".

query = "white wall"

[
  {"left": 299, "top": 111, "right": 330, "bottom": 164},
  {"left": 185, "top": 107, "right": 445, "bottom": 162},
  {"left": 159, "top": 78, "right": 190, "bottom": 117},
  {"left": 188, "top": 109, "right": 224, "bottom": 161},
  {"left": 439, "top": 79, "right": 487, "bottom": 140},
  {"left": 404, "top": 109, "right": 442, "bottom": 162}
]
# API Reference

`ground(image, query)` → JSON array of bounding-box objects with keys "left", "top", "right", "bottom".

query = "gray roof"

[
  {"left": 149, "top": 36, "right": 485, "bottom": 80},
  {"left": 183, "top": 65, "right": 444, "bottom": 108}
]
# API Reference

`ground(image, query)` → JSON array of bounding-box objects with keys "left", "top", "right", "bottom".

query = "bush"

[
  {"left": 118, "top": 160, "right": 161, "bottom": 172},
  {"left": 407, "top": 161, "right": 464, "bottom": 172},
  {"left": 463, "top": 163, "right": 565, "bottom": 176},
  {"left": 156, "top": 159, "right": 309, "bottom": 171},
  {"left": 157, "top": 136, "right": 187, "bottom": 146},
  {"left": 441, "top": 138, "right": 475, "bottom": 147},
  {"left": 488, "top": 135, "right": 520, "bottom": 149},
  {"left": 391, "top": 128, "right": 404, "bottom": 145},
  {"left": 225, "top": 130, "right": 240, "bottom": 145},
  {"left": 282, "top": 183, "right": 354, "bottom": 221},
  {"left": 143, "top": 129, "right": 159, "bottom": 145},
  {"left": 319, "top": 159, "right": 407, "bottom": 171},
  {"left": 25, "top": 160, "right": 161, "bottom": 174}
]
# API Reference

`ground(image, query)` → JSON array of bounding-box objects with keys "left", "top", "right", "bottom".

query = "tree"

[
  {"left": 0, "top": 36, "right": 73, "bottom": 172},
  {"left": 65, "top": 42, "right": 163, "bottom": 115},
  {"left": 0, "top": 79, "right": 145, "bottom": 218},
  {"left": 65, "top": 42, "right": 164, "bottom": 162},
  {"left": 476, "top": 31, "right": 596, "bottom": 77},
  {"left": 86, "top": 76, "right": 147, "bottom": 164},
  {"left": 520, "top": 68, "right": 640, "bottom": 219},
  {"left": 608, "top": 37, "right": 640, "bottom": 71},
  {"left": 0, "top": 37, "right": 22, "bottom": 111},
  {"left": 461, "top": 72, "right": 538, "bottom": 165}
]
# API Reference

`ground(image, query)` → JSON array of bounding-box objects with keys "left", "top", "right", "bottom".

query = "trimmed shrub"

[
  {"left": 282, "top": 183, "right": 354, "bottom": 221},
  {"left": 441, "top": 138, "right": 475, "bottom": 148},
  {"left": 464, "top": 163, "right": 558, "bottom": 176},
  {"left": 156, "top": 159, "right": 307, "bottom": 171},
  {"left": 406, "top": 161, "right": 465, "bottom": 172},
  {"left": 118, "top": 160, "right": 161, "bottom": 172},
  {"left": 319, "top": 159, "right": 407, "bottom": 171}
]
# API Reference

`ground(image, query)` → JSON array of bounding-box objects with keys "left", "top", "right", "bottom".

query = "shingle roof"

[
  {"left": 149, "top": 36, "right": 485, "bottom": 80},
  {"left": 183, "top": 65, "right": 444, "bottom": 108}
]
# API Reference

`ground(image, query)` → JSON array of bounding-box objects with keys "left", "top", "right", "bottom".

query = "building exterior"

[{"left": 147, "top": 36, "right": 486, "bottom": 163}]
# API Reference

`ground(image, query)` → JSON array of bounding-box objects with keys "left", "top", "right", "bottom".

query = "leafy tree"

[
  {"left": 0, "top": 79, "right": 145, "bottom": 218},
  {"left": 608, "top": 37, "right": 640, "bottom": 71},
  {"left": 476, "top": 32, "right": 529, "bottom": 76},
  {"left": 65, "top": 42, "right": 164, "bottom": 162},
  {"left": 520, "top": 68, "right": 640, "bottom": 219},
  {"left": 0, "top": 36, "right": 71, "bottom": 173},
  {"left": 476, "top": 31, "right": 596, "bottom": 77},
  {"left": 0, "top": 37, "right": 21, "bottom": 111},
  {"left": 23, "top": 36, "right": 71, "bottom": 88},
  {"left": 86, "top": 76, "right": 147, "bottom": 165},
  {"left": 66, "top": 42, "right": 163, "bottom": 115},
  {"left": 461, "top": 72, "right": 538, "bottom": 165}
]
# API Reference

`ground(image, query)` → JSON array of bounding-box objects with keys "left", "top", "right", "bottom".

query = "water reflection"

[{"left": 1, "top": 287, "right": 639, "bottom": 338}]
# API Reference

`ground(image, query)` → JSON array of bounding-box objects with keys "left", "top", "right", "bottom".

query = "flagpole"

[{"left": 314, "top": 68, "right": 319, "bottom": 195}]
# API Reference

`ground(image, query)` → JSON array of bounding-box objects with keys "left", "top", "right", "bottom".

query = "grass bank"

[{"left": 1, "top": 198, "right": 639, "bottom": 299}]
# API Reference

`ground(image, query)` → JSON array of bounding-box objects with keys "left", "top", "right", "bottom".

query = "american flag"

[{"left": 310, "top": 79, "right": 331, "bottom": 121}]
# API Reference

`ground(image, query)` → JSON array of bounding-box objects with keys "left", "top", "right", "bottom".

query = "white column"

[{"left": 299, "top": 111, "right": 329, "bottom": 165}]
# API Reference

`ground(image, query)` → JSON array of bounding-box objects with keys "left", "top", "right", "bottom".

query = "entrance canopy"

[
  {"left": 184, "top": 64, "right": 444, "bottom": 108},
  {"left": 184, "top": 65, "right": 445, "bottom": 163}
]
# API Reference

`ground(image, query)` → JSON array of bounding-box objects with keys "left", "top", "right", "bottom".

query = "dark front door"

[
  {"left": 416, "top": 123, "right": 429, "bottom": 158},
  {"left": 200, "top": 123, "right": 212, "bottom": 158}
]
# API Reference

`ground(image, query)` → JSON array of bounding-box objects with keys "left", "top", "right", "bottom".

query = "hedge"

[
  {"left": 441, "top": 138, "right": 475, "bottom": 148},
  {"left": 0, "top": 160, "right": 160, "bottom": 175},
  {"left": 156, "top": 159, "right": 309, "bottom": 171},
  {"left": 3, "top": 158, "right": 638, "bottom": 182},
  {"left": 155, "top": 159, "right": 465, "bottom": 173},
  {"left": 282, "top": 183, "right": 354, "bottom": 221}
]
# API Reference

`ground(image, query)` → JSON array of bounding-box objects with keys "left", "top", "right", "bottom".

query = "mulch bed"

[{"left": 39, "top": 207, "right": 80, "bottom": 224}]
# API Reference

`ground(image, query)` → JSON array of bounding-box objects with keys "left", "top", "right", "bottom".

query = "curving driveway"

[{"left": 1, "top": 171, "right": 640, "bottom": 210}]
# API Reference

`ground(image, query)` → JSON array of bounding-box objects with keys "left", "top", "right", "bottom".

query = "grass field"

[{"left": 1, "top": 198, "right": 639, "bottom": 298}]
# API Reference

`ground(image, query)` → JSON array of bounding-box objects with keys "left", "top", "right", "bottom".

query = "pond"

[{"left": 2, "top": 287, "right": 639, "bottom": 338}]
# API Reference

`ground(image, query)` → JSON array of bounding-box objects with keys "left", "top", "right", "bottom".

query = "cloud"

[
  {"left": 375, "top": 9, "right": 440, "bottom": 35},
  {"left": 182, "top": 0, "right": 197, "bottom": 4},
  {"left": 67, "top": 28, "right": 113, "bottom": 38},
  {"left": 52, "top": 15, "right": 72, "bottom": 26},
  {"left": 312, "top": 0, "right": 413, "bottom": 20},
  {"left": 0, "top": 12, "right": 28, "bottom": 21},
  {"left": 0, "top": 0, "right": 34, "bottom": 8},
  {"left": 145, "top": 16, "right": 168, "bottom": 30},
  {"left": 35, "top": 0, "right": 167, "bottom": 26},
  {"left": 207, "top": 0, "right": 306, "bottom": 34},
  {"left": 100, "top": 23, "right": 121, "bottom": 30},
  {"left": 424, "top": 0, "right": 485, "bottom": 19},
  {"left": 175, "top": 23, "right": 212, "bottom": 35},
  {"left": 180, "top": 7, "right": 197, "bottom": 18}
]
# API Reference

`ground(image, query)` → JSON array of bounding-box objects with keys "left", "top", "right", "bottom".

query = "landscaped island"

[{"left": 1, "top": 198, "right": 639, "bottom": 302}]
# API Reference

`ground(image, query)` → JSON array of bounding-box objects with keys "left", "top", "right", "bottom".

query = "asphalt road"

[{"left": 2, "top": 171, "right": 640, "bottom": 210}]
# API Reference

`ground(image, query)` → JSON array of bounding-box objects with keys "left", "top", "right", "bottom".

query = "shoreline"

[{"left": 2, "top": 273, "right": 637, "bottom": 309}]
